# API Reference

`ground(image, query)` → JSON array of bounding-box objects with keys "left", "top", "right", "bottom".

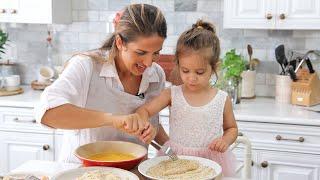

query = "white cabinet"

[
  {"left": 0, "top": 0, "right": 71, "bottom": 24},
  {"left": 237, "top": 121, "right": 320, "bottom": 180},
  {"left": 0, "top": 103, "right": 56, "bottom": 174},
  {"left": 257, "top": 150, "right": 320, "bottom": 180},
  {"left": 0, "top": 131, "right": 54, "bottom": 173},
  {"left": 224, "top": 0, "right": 320, "bottom": 29}
]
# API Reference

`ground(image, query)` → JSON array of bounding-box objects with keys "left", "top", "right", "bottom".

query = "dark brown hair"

[
  {"left": 100, "top": 4, "right": 167, "bottom": 62},
  {"left": 175, "top": 20, "right": 220, "bottom": 74}
]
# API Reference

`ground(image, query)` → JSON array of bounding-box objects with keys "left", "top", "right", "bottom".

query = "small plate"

[
  {"left": 138, "top": 155, "right": 222, "bottom": 180},
  {"left": 4, "top": 171, "right": 48, "bottom": 179},
  {"left": 51, "top": 166, "right": 139, "bottom": 180}
]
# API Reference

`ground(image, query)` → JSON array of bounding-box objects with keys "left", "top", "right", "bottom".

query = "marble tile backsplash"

[{"left": 1, "top": 0, "right": 320, "bottom": 97}]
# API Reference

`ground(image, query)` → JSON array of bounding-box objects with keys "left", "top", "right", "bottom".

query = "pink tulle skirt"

[{"left": 158, "top": 141, "right": 236, "bottom": 177}]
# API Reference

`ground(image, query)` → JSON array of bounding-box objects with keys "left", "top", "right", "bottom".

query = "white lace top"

[{"left": 169, "top": 85, "right": 228, "bottom": 148}]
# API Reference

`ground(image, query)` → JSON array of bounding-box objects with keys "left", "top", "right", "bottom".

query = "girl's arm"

[
  {"left": 136, "top": 88, "right": 171, "bottom": 144},
  {"left": 136, "top": 88, "right": 171, "bottom": 123},
  {"left": 222, "top": 96, "right": 238, "bottom": 146}
]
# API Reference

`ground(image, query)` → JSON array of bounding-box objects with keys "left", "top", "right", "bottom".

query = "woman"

[{"left": 35, "top": 4, "right": 168, "bottom": 163}]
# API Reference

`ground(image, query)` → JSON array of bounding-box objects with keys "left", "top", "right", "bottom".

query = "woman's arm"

[
  {"left": 222, "top": 96, "right": 238, "bottom": 146},
  {"left": 42, "top": 104, "right": 122, "bottom": 129},
  {"left": 154, "top": 124, "right": 170, "bottom": 145}
]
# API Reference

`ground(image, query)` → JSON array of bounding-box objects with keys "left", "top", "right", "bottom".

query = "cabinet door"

[
  {"left": 277, "top": 0, "right": 320, "bottom": 29},
  {"left": 0, "top": 131, "right": 54, "bottom": 174},
  {"left": 224, "top": 0, "right": 276, "bottom": 29},
  {"left": 257, "top": 150, "right": 320, "bottom": 180},
  {"left": 0, "top": 0, "right": 19, "bottom": 22},
  {"left": 18, "top": 0, "right": 52, "bottom": 24}
]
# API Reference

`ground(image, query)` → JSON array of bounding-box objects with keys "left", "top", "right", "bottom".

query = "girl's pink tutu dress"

[{"left": 161, "top": 85, "right": 236, "bottom": 176}]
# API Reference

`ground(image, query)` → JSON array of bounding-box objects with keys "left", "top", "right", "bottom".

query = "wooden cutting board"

[{"left": 0, "top": 87, "right": 23, "bottom": 96}]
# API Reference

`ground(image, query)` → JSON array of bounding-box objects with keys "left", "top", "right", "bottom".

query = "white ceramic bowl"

[{"left": 138, "top": 155, "right": 222, "bottom": 180}]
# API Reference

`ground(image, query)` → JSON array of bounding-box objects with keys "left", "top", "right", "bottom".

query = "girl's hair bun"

[{"left": 192, "top": 19, "right": 216, "bottom": 34}]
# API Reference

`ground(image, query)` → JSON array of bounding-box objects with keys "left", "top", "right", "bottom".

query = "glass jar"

[
  {"left": 225, "top": 78, "right": 242, "bottom": 105},
  {"left": 0, "top": 61, "right": 18, "bottom": 88}
]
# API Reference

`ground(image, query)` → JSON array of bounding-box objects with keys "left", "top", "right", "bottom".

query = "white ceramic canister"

[{"left": 241, "top": 70, "right": 256, "bottom": 98}]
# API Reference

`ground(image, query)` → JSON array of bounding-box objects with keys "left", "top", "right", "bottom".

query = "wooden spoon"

[{"left": 247, "top": 44, "right": 253, "bottom": 70}]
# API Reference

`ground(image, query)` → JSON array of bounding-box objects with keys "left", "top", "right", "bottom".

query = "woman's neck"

[{"left": 114, "top": 55, "right": 133, "bottom": 78}]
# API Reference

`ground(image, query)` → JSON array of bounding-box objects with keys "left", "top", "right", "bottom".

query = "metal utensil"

[
  {"left": 287, "top": 65, "right": 297, "bottom": 81},
  {"left": 275, "top": 45, "right": 287, "bottom": 75},
  {"left": 150, "top": 140, "right": 178, "bottom": 161}
]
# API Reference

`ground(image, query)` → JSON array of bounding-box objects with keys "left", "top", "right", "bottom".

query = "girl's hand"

[
  {"left": 112, "top": 113, "right": 148, "bottom": 135},
  {"left": 139, "top": 124, "right": 157, "bottom": 144},
  {"left": 209, "top": 137, "right": 229, "bottom": 153}
]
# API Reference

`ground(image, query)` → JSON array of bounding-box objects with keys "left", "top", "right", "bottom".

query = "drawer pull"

[
  {"left": 0, "top": 9, "right": 6, "bottom": 13},
  {"left": 13, "top": 117, "right": 36, "bottom": 124},
  {"left": 238, "top": 132, "right": 244, "bottom": 136},
  {"left": 276, "top": 135, "right": 304, "bottom": 142},
  {"left": 261, "top": 161, "right": 268, "bottom": 168},
  {"left": 266, "top": 13, "right": 273, "bottom": 20},
  {"left": 43, "top": 145, "right": 50, "bottom": 151},
  {"left": 279, "top": 13, "right": 286, "bottom": 20},
  {"left": 10, "top": 9, "right": 17, "bottom": 14}
]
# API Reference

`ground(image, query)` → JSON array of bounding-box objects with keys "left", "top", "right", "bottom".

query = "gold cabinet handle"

[
  {"left": 43, "top": 145, "right": 50, "bottom": 151},
  {"left": 266, "top": 13, "right": 273, "bottom": 20},
  {"left": 276, "top": 135, "right": 304, "bottom": 142},
  {"left": 13, "top": 117, "right": 37, "bottom": 123},
  {"left": 261, "top": 161, "right": 268, "bottom": 168},
  {"left": 10, "top": 9, "right": 17, "bottom": 14},
  {"left": 279, "top": 13, "right": 286, "bottom": 20},
  {"left": 238, "top": 132, "right": 244, "bottom": 136},
  {"left": 0, "top": 9, "right": 6, "bottom": 13}
]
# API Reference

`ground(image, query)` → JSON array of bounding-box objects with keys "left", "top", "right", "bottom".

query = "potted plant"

[
  {"left": 217, "top": 49, "right": 246, "bottom": 104},
  {"left": 0, "top": 29, "right": 9, "bottom": 89},
  {"left": 0, "top": 29, "right": 8, "bottom": 60}
]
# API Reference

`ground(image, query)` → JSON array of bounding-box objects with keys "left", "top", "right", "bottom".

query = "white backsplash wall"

[{"left": 2, "top": 0, "right": 320, "bottom": 97}]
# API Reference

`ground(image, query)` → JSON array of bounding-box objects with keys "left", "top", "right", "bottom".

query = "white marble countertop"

[
  {"left": 233, "top": 98, "right": 320, "bottom": 126},
  {"left": 0, "top": 85, "right": 41, "bottom": 108},
  {"left": 9, "top": 160, "right": 247, "bottom": 180},
  {"left": 0, "top": 86, "right": 319, "bottom": 126},
  {"left": 160, "top": 98, "right": 320, "bottom": 126}
]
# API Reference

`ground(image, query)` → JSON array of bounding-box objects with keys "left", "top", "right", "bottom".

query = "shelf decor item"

[{"left": 241, "top": 44, "right": 260, "bottom": 99}]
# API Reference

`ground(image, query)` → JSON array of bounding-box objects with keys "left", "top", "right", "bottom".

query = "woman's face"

[{"left": 116, "top": 35, "right": 164, "bottom": 76}]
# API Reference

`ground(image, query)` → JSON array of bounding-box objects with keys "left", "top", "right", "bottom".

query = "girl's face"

[
  {"left": 116, "top": 35, "right": 164, "bottom": 76},
  {"left": 178, "top": 51, "right": 213, "bottom": 91}
]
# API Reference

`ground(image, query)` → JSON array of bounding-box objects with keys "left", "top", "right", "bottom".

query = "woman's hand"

[
  {"left": 209, "top": 137, "right": 229, "bottom": 153},
  {"left": 139, "top": 124, "right": 157, "bottom": 144},
  {"left": 112, "top": 113, "right": 148, "bottom": 135}
]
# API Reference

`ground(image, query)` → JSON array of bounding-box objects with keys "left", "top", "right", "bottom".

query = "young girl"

[{"left": 137, "top": 20, "right": 238, "bottom": 176}]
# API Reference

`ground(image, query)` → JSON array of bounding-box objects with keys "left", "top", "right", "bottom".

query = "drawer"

[
  {"left": 0, "top": 107, "right": 45, "bottom": 132},
  {"left": 237, "top": 121, "right": 320, "bottom": 154}
]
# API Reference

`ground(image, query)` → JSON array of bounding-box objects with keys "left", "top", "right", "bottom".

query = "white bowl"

[{"left": 138, "top": 155, "right": 222, "bottom": 180}]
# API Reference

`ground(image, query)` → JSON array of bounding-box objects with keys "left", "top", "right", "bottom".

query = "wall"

[{"left": 2, "top": 0, "right": 320, "bottom": 97}]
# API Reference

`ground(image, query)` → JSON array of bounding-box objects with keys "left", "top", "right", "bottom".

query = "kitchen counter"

[
  {"left": 0, "top": 86, "right": 319, "bottom": 126},
  {"left": 160, "top": 98, "right": 320, "bottom": 126},
  {"left": 9, "top": 160, "right": 248, "bottom": 180},
  {"left": 0, "top": 86, "right": 41, "bottom": 108}
]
